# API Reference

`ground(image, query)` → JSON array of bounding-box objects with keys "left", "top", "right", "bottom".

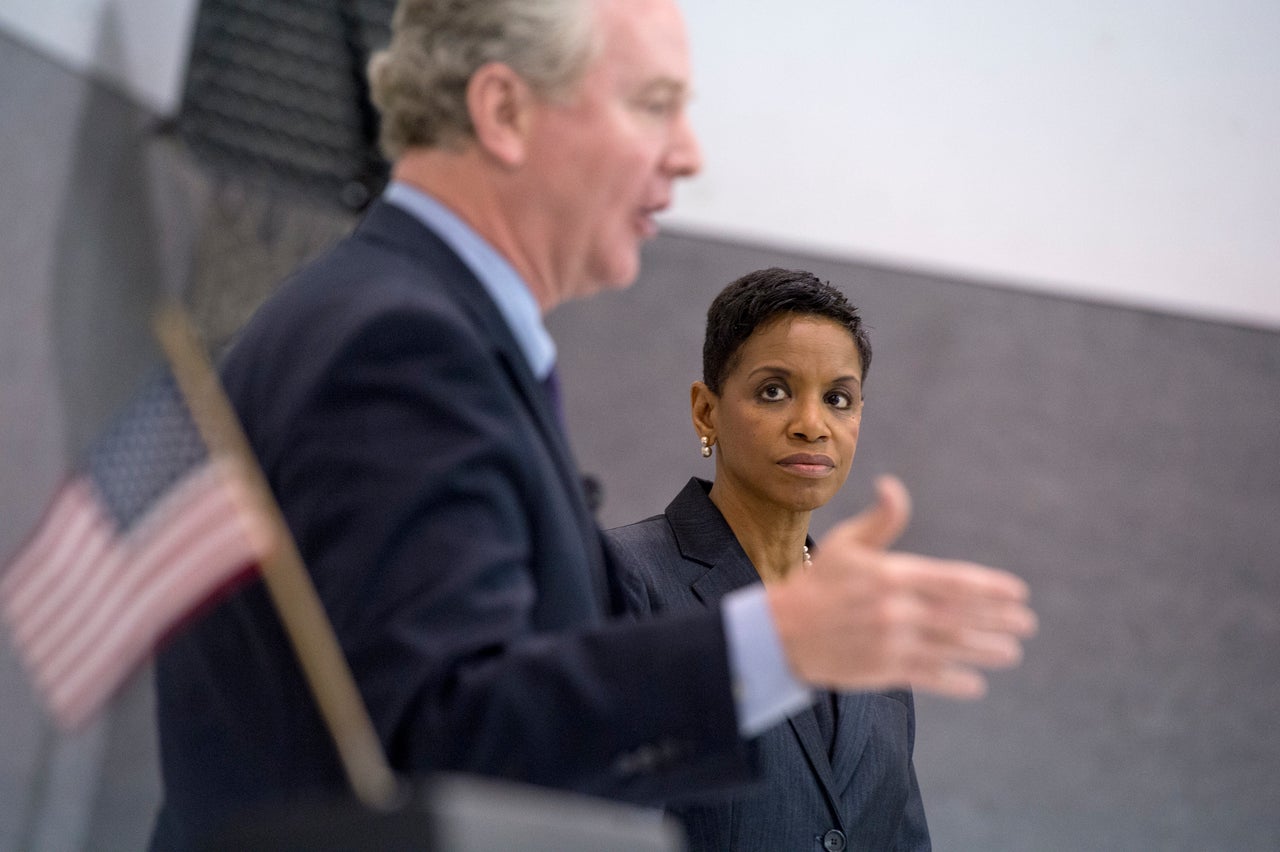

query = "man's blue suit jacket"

[
  {"left": 606, "top": 478, "right": 931, "bottom": 852},
  {"left": 150, "top": 201, "right": 753, "bottom": 849}
]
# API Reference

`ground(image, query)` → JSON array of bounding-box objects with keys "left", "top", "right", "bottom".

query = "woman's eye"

[
  {"left": 826, "top": 391, "right": 852, "bottom": 410},
  {"left": 760, "top": 384, "right": 787, "bottom": 401}
]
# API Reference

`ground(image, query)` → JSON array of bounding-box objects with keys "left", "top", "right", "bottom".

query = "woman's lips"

[{"left": 777, "top": 454, "right": 836, "bottom": 477}]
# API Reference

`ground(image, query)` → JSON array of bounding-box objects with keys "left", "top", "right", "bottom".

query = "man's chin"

[{"left": 594, "top": 253, "right": 643, "bottom": 293}]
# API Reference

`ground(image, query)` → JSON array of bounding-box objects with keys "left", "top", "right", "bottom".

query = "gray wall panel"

[{"left": 551, "top": 235, "right": 1280, "bottom": 851}]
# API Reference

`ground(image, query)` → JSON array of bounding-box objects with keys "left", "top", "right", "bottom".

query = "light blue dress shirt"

[
  {"left": 383, "top": 181, "right": 557, "bottom": 381},
  {"left": 382, "top": 181, "right": 811, "bottom": 737}
]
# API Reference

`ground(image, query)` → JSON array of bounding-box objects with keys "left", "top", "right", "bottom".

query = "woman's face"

[{"left": 699, "top": 313, "right": 864, "bottom": 514}]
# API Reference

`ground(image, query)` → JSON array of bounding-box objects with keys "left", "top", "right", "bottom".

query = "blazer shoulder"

[
  {"left": 220, "top": 228, "right": 525, "bottom": 487},
  {"left": 605, "top": 506, "right": 724, "bottom": 617},
  {"left": 604, "top": 514, "right": 672, "bottom": 616},
  {"left": 604, "top": 513, "right": 671, "bottom": 554}
]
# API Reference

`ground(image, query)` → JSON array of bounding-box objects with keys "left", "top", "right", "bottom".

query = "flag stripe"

[
  {"left": 12, "top": 508, "right": 118, "bottom": 651},
  {"left": 38, "top": 463, "right": 252, "bottom": 681},
  {"left": 52, "top": 524, "right": 252, "bottom": 726},
  {"left": 6, "top": 460, "right": 259, "bottom": 728},
  {"left": 50, "top": 511, "right": 255, "bottom": 727},
  {"left": 2, "top": 482, "right": 108, "bottom": 617},
  {"left": 26, "top": 464, "right": 237, "bottom": 669},
  {"left": 0, "top": 479, "right": 85, "bottom": 600}
]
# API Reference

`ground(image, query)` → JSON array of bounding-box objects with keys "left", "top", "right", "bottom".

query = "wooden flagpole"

[{"left": 152, "top": 301, "right": 399, "bottom": 810}]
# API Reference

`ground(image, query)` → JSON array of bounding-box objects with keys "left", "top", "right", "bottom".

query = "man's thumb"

[{"left": 842, "top": 474, "right": 912, "bottom": 550}]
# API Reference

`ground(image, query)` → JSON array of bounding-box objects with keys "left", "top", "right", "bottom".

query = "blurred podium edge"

[{"left": 209, "top": 772, "right": 687, "bottom": 852}]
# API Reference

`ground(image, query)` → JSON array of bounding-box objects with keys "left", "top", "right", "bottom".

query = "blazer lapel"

[
  {"left": 828, "top": 692, "right": 875, "bottom": 795},
  {"left": 664, "top": 480, "right": 760, "bottom": 609},
  {"left": 464, "top": 315, "right": 610, "bottom": 613},
  {"left": 787, "top": 707, "right": 845, "bottom": 817},
  {"left": 354, "top": 201, "right": 609, "bottom": 608}
]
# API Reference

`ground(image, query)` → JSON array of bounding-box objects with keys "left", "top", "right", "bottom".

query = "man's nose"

[{"left": 666, "top": 110, "right": 702, "bottom": 178}]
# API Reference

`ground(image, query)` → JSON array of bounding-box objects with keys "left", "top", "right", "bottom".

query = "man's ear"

[
  {"left": 691, "top": 381, "right": 718, "bottom": 443},
  {"left": 466, "top": 62, "right": 534, "bottom": 167}
]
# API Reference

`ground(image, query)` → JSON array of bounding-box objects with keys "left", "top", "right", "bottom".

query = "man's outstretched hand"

[{"left": 768, "top": 475, "right": 1037, "bottom": 699}]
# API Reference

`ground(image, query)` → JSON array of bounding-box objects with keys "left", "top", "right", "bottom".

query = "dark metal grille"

[{"left": 177, "top": 0, "right": 396, "bottom": 211}]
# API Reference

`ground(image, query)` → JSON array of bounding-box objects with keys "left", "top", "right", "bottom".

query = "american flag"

[{"left": 0, "top": 366, "right": 266, "bottom": 729}]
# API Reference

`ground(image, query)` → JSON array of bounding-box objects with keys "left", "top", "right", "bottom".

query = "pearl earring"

[{"left": 700, "top": 436, "right": 712, "bottom": 458}]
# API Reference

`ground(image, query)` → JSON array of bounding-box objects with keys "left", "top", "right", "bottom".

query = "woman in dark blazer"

[{"left": 606, "top": 267, "right": 930, "bottom": 851}]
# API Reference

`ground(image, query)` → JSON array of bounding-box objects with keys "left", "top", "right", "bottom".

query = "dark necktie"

[
  {"left": 539, "top": 368, "right": 603, "bottom": 513},
  {"left": 541, "top": 367, "right": 566, "bottom": 431}
]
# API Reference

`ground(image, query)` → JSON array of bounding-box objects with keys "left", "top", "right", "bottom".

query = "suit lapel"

[
  {"left": 665, "top": 480, "right": 849, "bottom": 816},
  {"left": 787, "top": 707, "right": 844, "bottom": 815},
  {"left": 828, "top": 692, "right": 875, "bottom": 795},
  {"left": 665, "top": 480, "right": 760, "bottom": 609},
  {"left": 354, "top": 201, "right": 609, "bottom": 608}
]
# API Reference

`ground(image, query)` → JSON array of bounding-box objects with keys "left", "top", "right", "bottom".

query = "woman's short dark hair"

[{"left": 702, "top": 267, "right": 872, "bottom": 394}]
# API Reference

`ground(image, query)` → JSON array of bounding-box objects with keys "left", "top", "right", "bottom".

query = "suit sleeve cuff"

[{"left": 721, "top": 584, "right": 814, "bottom": 737}]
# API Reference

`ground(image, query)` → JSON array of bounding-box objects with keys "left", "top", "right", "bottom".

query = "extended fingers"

[
  {"left": 886, "top": 627, "right": 1024, "bottom": 700},
  {"left": 909, "top": 588, "right": 1039, "bottom": 642},
  {"left": 891, "top": 554, "right": 1032, "bottom": 608},
  {"left": 772, "top": 544, "right": 1038, "bottom": 698},
  {"left": 865, "top": 563, "right": 1036, "bottom": 695},
  {"left": 905, "top": 663, "right": 988, "bottom": 700},
  {"left": 876, "top": 591, "right": 1030, "bottom": 670}
]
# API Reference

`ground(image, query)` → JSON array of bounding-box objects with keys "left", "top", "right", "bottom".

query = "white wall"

[
  {"left": 0, "top": 0, "right": 196, "bottom": 115},
  {"left": 671, "top": 0, "right": 1280, "bottom": 329},
  {"left": 2, "top": 0, "right": 1277, "bottom": 329}
]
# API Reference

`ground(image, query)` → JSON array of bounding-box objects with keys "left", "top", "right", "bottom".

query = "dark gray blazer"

[{"left": 606, "top": 478, "right": 930, "bottom": 852}]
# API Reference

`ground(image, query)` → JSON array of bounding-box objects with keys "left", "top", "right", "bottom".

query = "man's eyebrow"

[{"left": 637, "top": 78, "right": 688, "bottom": 97}]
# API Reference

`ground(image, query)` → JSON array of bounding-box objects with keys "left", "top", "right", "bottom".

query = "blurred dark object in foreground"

[
  {"left": 175, "top": 0, "right": 395, "bottom": 213},
  {"left": 207, "top": 773, "right": 686, "bottom": 851},
  {"left": 583, "top": 474, "right": 605, "bottom": 515}
]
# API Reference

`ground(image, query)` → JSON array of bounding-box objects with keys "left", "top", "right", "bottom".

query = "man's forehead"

[{"left": 592, "top": 0, "right": 691, "bottom": 74}]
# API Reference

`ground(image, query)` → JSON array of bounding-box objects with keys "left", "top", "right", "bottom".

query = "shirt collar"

[{"left": 383, "top": 180, "right": 557, "bottom": 379}]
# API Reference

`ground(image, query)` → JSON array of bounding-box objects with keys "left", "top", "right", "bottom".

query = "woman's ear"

[
  {"left": 691, "top": 381, "right": 717, "bottom": 442},
  {"left": 466, "top": 62, "right": 534, "bottom": 167}
]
